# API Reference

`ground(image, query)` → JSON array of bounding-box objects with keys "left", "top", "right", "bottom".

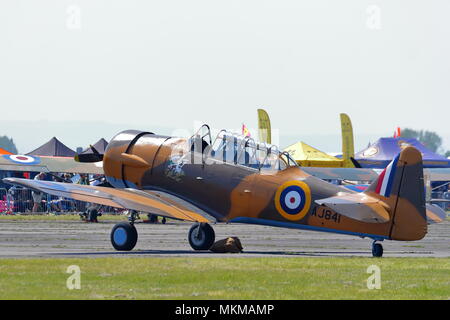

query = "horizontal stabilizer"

[
  {"left": 425, "top": 204, "right": 447, "bottom": 224},
  {"left": 429, "top": 199, "right": 450, "bottom": 203},
  {"left": 315, "top": 193, "right": 391, "bottom": 223},
  {"left": 423, "top": 168, "right": 450, "bottom": 181}
]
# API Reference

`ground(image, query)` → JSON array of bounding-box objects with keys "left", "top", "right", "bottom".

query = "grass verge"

[{"left": 0, "top": 257, "right": 449, "bottom": 299}]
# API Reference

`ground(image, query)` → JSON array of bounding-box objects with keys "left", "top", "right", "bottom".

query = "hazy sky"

[{"left": 1, "top": 1, "right": 449, "bottom": 154}]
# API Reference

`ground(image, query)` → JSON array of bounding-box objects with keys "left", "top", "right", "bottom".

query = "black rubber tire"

[
  {"left": 111, "top": 222, "right": 138, "bottom": 251},
  {"left": 188, "top": 223, "right": 215, "bottom": 250},
  {"left": 372, "top": 243, "right": 383, "bottom": 257}
]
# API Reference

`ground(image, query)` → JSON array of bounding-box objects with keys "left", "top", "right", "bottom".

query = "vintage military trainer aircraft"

[{"left": 4, "top": 125, "right": 429, "bottom": 257}]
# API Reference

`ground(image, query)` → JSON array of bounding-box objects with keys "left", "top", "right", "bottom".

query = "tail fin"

[
  {"left": 365, "top": 147, "right": 427, "bottom": 240},
  {"left": 340, "top": 113, "right": 355, "bottom": 168}
]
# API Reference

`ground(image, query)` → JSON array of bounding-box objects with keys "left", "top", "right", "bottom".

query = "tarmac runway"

[{"left": 0, "top": 218, "right": 449, "bottom": 258}]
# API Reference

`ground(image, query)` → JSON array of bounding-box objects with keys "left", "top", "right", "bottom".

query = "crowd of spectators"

[{"left": 0, "top": 171, "right": 112, "bottom": 215}]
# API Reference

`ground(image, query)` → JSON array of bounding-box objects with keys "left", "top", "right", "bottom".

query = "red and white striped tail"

[{"left": 375, "top": 154, "right": 400, "bottom": 197}]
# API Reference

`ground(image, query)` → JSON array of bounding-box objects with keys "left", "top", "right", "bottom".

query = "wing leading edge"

[{"left": 3, "top": 178, "right": 210, "bottom": 223}]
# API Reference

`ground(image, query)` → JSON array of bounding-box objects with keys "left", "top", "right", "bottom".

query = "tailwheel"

[
  {"left": 371, "top": 241, "right": 383, "bottom": 258},
  {"left": 111, "top": 222, "right": 138, "bottom": 251},
  {"left": 188, "top": 223, "right": 215, "bottom": 250}
]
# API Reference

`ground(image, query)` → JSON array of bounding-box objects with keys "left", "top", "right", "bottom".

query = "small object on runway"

[{"left": 210, "top": 237, "right": 243, "bottom": 253}]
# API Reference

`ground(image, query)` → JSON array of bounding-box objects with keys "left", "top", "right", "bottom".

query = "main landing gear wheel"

[
  {"left": 372, "top": 241, "right": 383, "bottom": 258},
  {"left": 111, "top": 222, "right": 138, "bottom": 251},
  {"left": 188, "top": 223, "right": 215, "bottom": 250}
]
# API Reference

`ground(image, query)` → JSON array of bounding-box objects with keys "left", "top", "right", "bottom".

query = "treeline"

[{"left": 401, "top": 128, "right": 449, "bottom": 157}]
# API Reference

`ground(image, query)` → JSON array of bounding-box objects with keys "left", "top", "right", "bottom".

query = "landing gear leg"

[
  {"left": 128, "top": 210, "right": 139, "bottom": 224},
  {"left": 188, "top": 223, "right": 215, "bottom": 250},
  {"left": 371, "top": 241, "right": 383, "bottom": 257},
  {"left": 147, "top": 213, "right": 158, "bottom": 223}
]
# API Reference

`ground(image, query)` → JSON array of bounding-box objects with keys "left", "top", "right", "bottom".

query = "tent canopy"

[
  {"left": 27, "top": 137, "right": 76, "bottom": 157},
  {"left": 355, "top": 137, "right": 450, "bottom": 169},
  {"left": 80, "top": 138, "right": 109, "bottom": 155},
  {"left": 284, "top": 141, "right": 345, "bottom": 168}
]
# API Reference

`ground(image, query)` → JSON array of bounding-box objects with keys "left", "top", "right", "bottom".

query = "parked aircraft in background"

[
  {"left": 0, "top": 151, "right": 104, "bottom": 220},
  {"left": 0, "top": 154, "right": 103, "bottom": 175}
]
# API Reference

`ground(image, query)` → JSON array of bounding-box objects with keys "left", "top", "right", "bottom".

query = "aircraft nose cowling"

[{"left": 103, "top": 130, "right": 169, "bottom": 189}]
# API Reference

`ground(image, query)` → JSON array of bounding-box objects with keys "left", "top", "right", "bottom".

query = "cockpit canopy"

[{"left": 189, "top": 125, "right": 297, "bottom": 172}]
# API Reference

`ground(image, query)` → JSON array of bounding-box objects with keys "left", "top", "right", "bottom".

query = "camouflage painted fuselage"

[{"left": 103, "top": 131, "right": 427, "bottom": 242}]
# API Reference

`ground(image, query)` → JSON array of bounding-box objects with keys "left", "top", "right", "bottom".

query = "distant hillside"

[{"left": 0, "top": 135, "right": 18, "bottom": 154}]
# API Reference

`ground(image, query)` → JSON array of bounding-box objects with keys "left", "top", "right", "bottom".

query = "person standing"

[
  {"left": 31, "top": 172, "right": 46, "bottom": 213},
  {"left": 78, "top": 174, "right": 89, "bottom": 185}
]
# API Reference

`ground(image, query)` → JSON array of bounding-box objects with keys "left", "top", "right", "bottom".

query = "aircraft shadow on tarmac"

[{"left": 49, "top": 249, "right": 389, "bottom": 258}]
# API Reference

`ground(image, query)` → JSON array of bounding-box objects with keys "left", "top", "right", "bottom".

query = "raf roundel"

[
  {"left": 3, "top": 155, "right": 41, "bottom": 165},
  {"left": 274, "top": 181, "right": 311, "bottom": 221}
]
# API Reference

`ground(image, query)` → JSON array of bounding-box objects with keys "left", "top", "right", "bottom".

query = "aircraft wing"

[
  {"left": 3, "top": 178, "right": 211, "bottom": 223},
  {"left": 303, "top": 167, "right": 379, "bottom": 182},
  {"left": 425, "top": 204, "right": 447, "bottom": 224},
  {"left": 0, "top": 155, "right": 103, "bottom": 174},
  {"left": 424, "top": 168, "right": 450, "bottom": 181},
  {"left": 304, "top": 167, "right": 449, "bottom": 182},
  {"left": 315, "top": 193, "right": 390, "bottom": 223}
]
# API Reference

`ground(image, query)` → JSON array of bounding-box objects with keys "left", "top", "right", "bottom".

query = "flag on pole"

[
  {"left": 393, "top": 127, "right": 401, "bottom": 138},
  {"left": 242, "top": 123, "right": 251, "bottom": 137}
]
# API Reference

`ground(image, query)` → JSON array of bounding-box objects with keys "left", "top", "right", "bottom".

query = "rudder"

[{"left": 365, "top": 147, "right": 427, "bottom": 240}]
